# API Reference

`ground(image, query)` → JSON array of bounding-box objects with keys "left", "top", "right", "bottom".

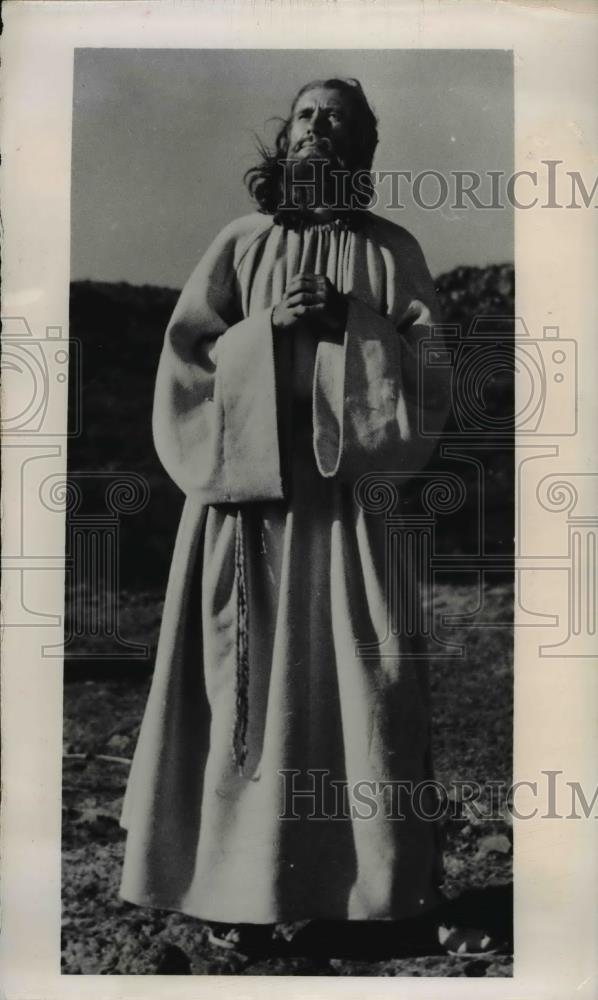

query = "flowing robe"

[{"left": 120, "top": 211, "right": 451, "bottom": 923}]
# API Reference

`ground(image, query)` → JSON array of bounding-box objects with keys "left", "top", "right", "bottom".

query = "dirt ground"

[{"left": 62, "top": 581, "right": 513, "bottom": 977}]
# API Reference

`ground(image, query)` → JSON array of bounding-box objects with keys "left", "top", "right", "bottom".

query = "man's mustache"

[{"left": 292, "top": 136, "right": 333, "bottom": 154}]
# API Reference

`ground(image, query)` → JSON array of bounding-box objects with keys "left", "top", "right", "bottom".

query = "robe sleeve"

[
  {"left": 312, "top": 232, "right": 450, "bottom": 482},
  {"left": 152, "top": 222, "right": 285, "bottom": 501}
]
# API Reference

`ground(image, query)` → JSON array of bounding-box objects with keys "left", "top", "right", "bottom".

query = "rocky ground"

[{"left": 62, "top": 581, "right": 513, "bottom": 977}]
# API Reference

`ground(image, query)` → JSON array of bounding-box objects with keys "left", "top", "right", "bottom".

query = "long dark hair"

[{"left": 244, "top": 78, "right": 379, "bottom": 227}]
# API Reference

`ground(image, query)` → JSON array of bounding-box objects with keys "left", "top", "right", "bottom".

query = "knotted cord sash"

[{"left": 233, "top": 507, "right": 250, "bottom": 772}]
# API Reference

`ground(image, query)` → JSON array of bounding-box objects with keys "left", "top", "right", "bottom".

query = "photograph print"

[{"left": 62, "top": 47, "right": 515, "bottom": 976}]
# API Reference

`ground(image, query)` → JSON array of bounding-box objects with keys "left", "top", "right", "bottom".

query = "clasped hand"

[{"left": 272, "top": 273, "right": 347, "bottom": 340}]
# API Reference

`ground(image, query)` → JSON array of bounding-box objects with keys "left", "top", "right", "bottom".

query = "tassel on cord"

[{"left": 233, "top": 507, "right": 250, "bottom": 773}]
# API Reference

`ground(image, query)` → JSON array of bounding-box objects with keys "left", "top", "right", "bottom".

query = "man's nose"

[{"left": 308, "top": 108, "right": 329, "bottom": 134}]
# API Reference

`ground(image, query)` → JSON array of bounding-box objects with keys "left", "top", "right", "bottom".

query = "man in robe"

[{"left": 120, "top": 77, "right": 493, "bottom": 959}]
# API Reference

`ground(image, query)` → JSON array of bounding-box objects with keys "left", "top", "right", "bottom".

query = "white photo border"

[{"left": 2, "top": 2, "right": 597, "bottom": 998}]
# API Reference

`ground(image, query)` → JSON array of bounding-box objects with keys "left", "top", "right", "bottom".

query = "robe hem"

[{"left": 117, "top": 888, "right": 443, "bottom": 926}]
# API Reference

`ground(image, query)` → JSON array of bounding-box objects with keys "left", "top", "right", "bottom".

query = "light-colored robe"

[{"left": 120, "top": 211, "right": 451, "bottom": 923}]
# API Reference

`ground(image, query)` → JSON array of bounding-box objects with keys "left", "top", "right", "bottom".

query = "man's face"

[{"left": 287, "top": 87, "right": 353, "bottom": 167}]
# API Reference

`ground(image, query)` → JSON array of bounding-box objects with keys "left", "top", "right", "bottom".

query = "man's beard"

[{"left": 279, "top": 143, "right": 354, "bottom": 215}]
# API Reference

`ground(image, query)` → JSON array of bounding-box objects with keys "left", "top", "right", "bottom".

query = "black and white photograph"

[
  {"left": 62, "top": 47, "right": 514, "bottom": 976},
  {"left": 2, "top": 4, "right": 597, "bottom": 997}
]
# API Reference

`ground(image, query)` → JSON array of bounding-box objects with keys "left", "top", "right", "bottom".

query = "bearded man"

[{"left": 119, "top": 78, "right": 494, "bottom": 959}]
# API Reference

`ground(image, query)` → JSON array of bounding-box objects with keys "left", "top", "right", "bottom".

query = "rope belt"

[{"left": 233, "top": 507, "right": 250, "bottom": 772}]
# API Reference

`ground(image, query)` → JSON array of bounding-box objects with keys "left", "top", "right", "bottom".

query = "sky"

[{"left": 71, "top": 48, "right": 513, "bottom": 288}]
